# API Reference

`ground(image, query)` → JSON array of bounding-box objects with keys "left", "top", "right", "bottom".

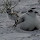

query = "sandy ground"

[{"left": 0, "top": 0, "right": 40, "bottom": 40}]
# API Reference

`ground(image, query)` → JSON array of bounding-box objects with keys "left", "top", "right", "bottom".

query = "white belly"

[{"left": 16, "top": 14, "right": 36, "bottom": 31}]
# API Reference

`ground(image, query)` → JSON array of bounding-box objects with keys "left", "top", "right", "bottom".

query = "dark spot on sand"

[
  {"left": 31, "top": 7, "right": 36, "bottom": 9},
  {"left": 34, "top": 11, "right": 38, "bottom": 14},
  {"left": 28, "top": 9, "right": 33, "bottom": 13}
]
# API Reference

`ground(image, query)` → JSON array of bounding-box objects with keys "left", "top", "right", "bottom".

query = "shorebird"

[
  {"left": 15, "top": 9, "right": 38, "bottom": 31},
  {"left": 6, "top": 7, "right": 39, "bottom": 31}
]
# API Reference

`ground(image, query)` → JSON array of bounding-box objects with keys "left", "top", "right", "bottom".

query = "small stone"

[
  {"left": 31, "top": 8, "right": 36, "bottom": 9},
  {"left": 34, "top": 11, "right": 38, "bottom": 13},
  {"left": 28, "top": 9, "right": 33, "bottom": 13}
]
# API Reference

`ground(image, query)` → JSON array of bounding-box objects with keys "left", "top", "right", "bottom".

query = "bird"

[
  {"left": 15, "top": 9, "right": 39, "bottom": 31},
  {"left": 6, "top": 8, "right": 39, "bottom": 31}
]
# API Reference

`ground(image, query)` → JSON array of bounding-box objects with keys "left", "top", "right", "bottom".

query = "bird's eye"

[
  {"left": 15, "top": 20, "right": 18, "bottom": 24},
  {"left": 16, "top": 20, "right": 18, "bottom": 22}
]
